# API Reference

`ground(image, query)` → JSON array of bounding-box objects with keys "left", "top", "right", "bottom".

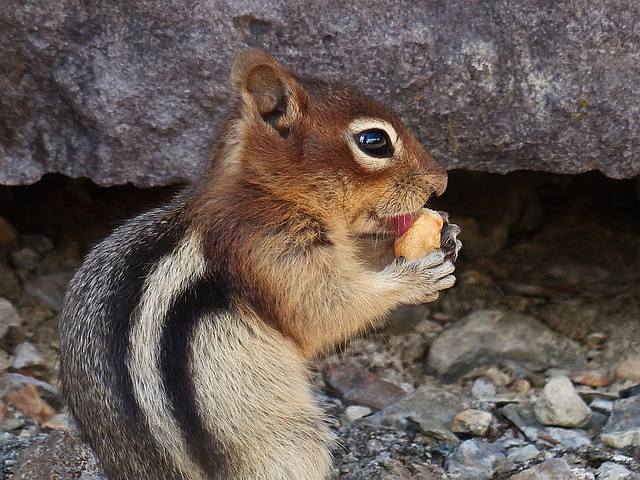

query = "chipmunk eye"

[{"left": 356, "top": 129, "right": 393, "bottom": 158}]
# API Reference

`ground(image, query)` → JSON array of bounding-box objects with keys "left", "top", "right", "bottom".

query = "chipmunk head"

[{"left": 222, "top": 49, "right": 447, "bottom": 237}]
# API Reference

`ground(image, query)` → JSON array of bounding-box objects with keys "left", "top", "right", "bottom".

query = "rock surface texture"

[{"left": 2, "top": 1, "right": 640, "bottom": 186}]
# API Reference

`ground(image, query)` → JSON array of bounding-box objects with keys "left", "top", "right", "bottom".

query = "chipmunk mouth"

[{"left": 389, "top": 212, "right": 417, "bottom": 237}]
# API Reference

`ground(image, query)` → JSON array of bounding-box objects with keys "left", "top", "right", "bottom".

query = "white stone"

[
  {"left": 597, "top": 462, "right": 634, "bottom": 480},
  {"left": 344, "top": 405, "right": 372, "bottom": 423},
  {"left": 601, "top": 431, "right": 640, "bottom": 449},
  {"left": 534, "top": 376, "right": 592, "bottom": 428}
]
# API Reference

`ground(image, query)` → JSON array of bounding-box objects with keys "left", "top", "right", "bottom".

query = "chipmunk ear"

[{"left": 231, "top": 50, "right": 309, "bottom": 138}]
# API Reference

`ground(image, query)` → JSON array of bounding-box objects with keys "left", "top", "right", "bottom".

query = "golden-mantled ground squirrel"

[{"left": 59, "top": 50, "right": 461, "bottom": 480}]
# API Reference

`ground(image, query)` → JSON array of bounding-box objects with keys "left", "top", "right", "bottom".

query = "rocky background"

[
  {"left": 0, "top": 171, "right": 638, "bottom": 479},
  {"left": 3, "top": 0, "right": 640, "bottom": 186}
]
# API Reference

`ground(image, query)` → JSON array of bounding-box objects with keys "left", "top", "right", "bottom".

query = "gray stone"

[
  {"left": 510, "top": 458, "right": 579, "bottom": 480},
  {"left": 590, "top": 399, "right": 614, "bottom": 414},
  {"left": 597, "top": 462, "right": 635, "bottom": 480},
  {"left": 19, "top": 235, "right": 54, "bottom": 255},
  {"left": 3, "top": 417, "right": 26, "bottom": 431},
  {"left": 495, "top": 444, "right": 541, "bottom": 473},
  {"left": 502, "top": 403, "right": 540, "bottom": 442},
  {"left": 425, "top": 310, "right": 587, "bottom": 381},
  {"left": 10, "top": 248, "right": 41, "bottom": 271},
  {"left": 539, "top": 427, "right": 592, "bottom": 448},
  {"left": 386, "top": 304, "right": 432, "bottom": 334},
  {"left": 12, "top": 341, "right": 50, "bottom": 381},
  {"left": 471, "top": 376, "right": 496, "bottom": 399},
  {"left": 2, "top": 1, "right": 640, "bottom": 187},
  {"left": 505, "top": 444, "right": 540, "bottom": 464},
  {"left": 0, "top": 298, "right": 23, "bottom": 351},
  {"left": 11, "top": 429, "right": 106, "bottom": 480},
  {"left": 24, "top": 271, "right": 74, "bottom": 312},
  {"left": 447, "top": 438, "right": 505, "bottom": 480},
  {"left": 534, "top": 376, "right": 592, "bottom": 428},
  {"left": 601, "top": 396, "right": 640, "bottom": 448},
  {"left": 372, "top": 385, "right": 465, "bottom": 443}
]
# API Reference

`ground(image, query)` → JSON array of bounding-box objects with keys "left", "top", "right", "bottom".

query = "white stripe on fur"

[{"left": 128, "top": 234, "right": 207, "bottom": 479}]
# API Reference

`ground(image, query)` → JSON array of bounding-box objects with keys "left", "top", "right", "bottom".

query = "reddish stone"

[
  {"left": 4, "top": 384, "right": 55, "bottom": 423},
  {"left": 324, "top": 365, "right": 406, "bottom": 410}
]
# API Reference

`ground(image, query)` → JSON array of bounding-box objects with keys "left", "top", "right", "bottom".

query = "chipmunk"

[{"left": 59, "top": 49, "right": 461, "bottom": 480}]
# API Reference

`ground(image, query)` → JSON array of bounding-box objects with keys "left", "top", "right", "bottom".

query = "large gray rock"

[
  {"left": 425, "top": 310, "right": 587, "bottom": 381},
  {"left": 2, "top": 1, "right": 640, "bottom": 186},
  {"left": 11, "top": 429, "right": 106, "bottom": 480}
]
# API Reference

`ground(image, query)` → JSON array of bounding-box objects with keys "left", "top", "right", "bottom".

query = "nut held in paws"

[{"left": 394, "top": 209, "right": 444, "bottom": 260}]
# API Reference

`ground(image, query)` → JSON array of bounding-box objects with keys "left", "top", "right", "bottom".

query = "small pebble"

[
  {"left": 502, "top": 403, "right": 540, "bottom": 442},
  {"left": 24, "top": 272, "right": 74, "bottom": 312},
  {"left": 597, "top": 461, "right": 634, "bottom": 479},
  {"left": 3, "top": 417, "right": 26, "bottom": 431},
  {"left": 495, "top": 444, "right": 541, "bottom": 473},
  {"left": 512, "top": 379, "right": 531, "bottom": 394},
  {"left": 0, "top": 298, "right": 23, "bottom": 351},
  {"left": 572, "top": 371, "right": 609, "bottom": 388},
  {"left": 4, "top": 384, "right": 56, "bottom": 423},
  {"left": 447, "top": 438, "right": 505, "bottom": 479},
  {"left": 472, "top": 376, "right": 497, "bottom": 398},
  {"left": 12, "top": 341, "right": 50, "bottom": 381},
  {"left": 413, "top": 319, "right": 442, "bottom": 335},
  {"left": 20, "top": 234, "right": 54, "bottom": 255},
  {"left": 324, "top": 365, "right": 405, "bottom": 410},
  {"left": 601, "top": 395, "right": 640, "bottom": 448},
  {"left": 400, "top": 335, "right": 428, "bottom": 363},
  {"left": 0, "top": 373, "right": 59, "bottom": 405},
  {"left": 42, "top": 412, "right": 73, "bottom": 430},
  {"left": 451, "top": 409, "right": 493, "bottom": 437},
  {"left": 590, "top": 398, "right": 614, "bottom": 414},
  {"left": 462, "top": 365, "right": 511, "bottom": 386},
  {"left": 344, "top": 405, "right": 372, "bottom": 423},
  {"left": 510, "top": 457, "right": 579, "bottom": 479},
  {"left": 506, "top": 443, "right": 540, "bottom": 463},
  {"left": 10, "top": 248, "right": 42, "bottom": 271},
  {"left": 375, "top": 385, "right": 463, "bottom": 443},
  {"left": 534, "top": 376, "right": 592, "bottom": 428},
  {"left": 366, "top": 439, "right": 382, "bottom": 452}
]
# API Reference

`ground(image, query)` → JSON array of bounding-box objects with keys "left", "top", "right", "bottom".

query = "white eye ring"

[{"left": 347, "top": 118, "right": 400, "bottom": 171}]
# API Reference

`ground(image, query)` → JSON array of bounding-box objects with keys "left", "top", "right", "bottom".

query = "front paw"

[
  {"left": 386, "top": 251, "right": 456, "bottom": 304},
  {"left": 440, "top": 220, "right": 462, "bottom": 262}
]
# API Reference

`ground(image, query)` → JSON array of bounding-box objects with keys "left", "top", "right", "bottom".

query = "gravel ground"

[{"left": 0, "top": 171, "right": 639, "bottom": 479}]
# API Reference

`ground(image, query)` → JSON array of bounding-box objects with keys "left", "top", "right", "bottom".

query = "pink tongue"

[{"left": 393, "top": 214, "right": 415, "bottom": 237}]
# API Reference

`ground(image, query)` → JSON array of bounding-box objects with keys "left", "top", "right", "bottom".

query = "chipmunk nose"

[{"left": 427, "top": 168, "right": 448, "bottom": 198}]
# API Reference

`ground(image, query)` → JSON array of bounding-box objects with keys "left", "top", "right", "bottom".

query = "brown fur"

[{"left": 189, "top": 50, "right": 451, "bottom": 356}]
